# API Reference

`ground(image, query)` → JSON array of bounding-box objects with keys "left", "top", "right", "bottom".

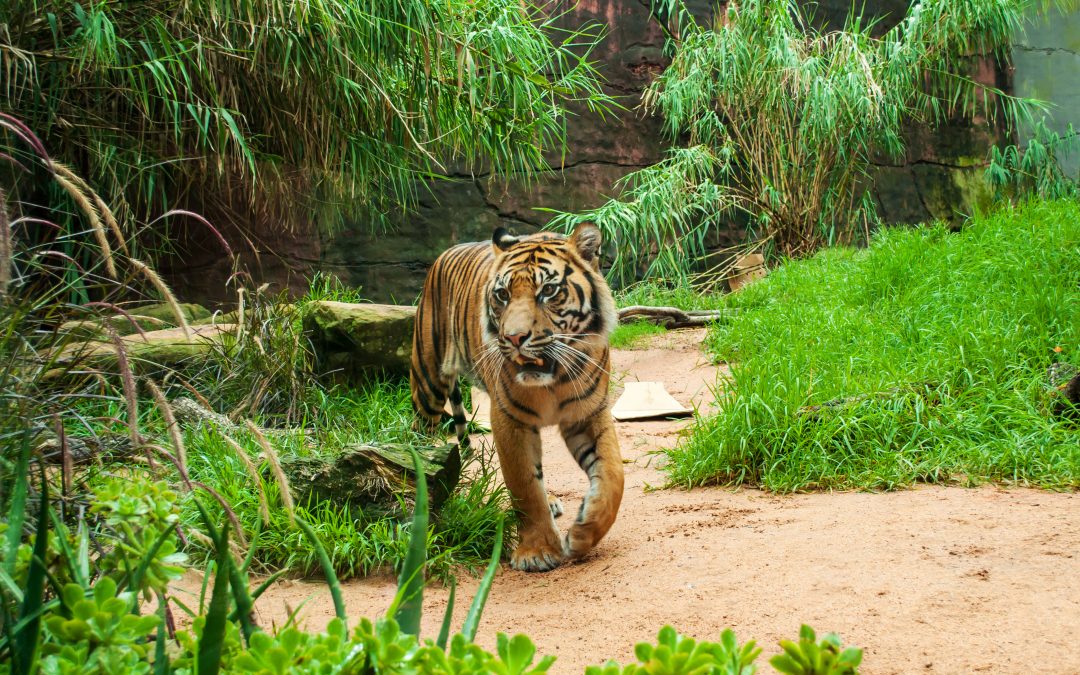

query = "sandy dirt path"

[{"left": 234, "top": 330, "right": 1080, "bottom": 674}]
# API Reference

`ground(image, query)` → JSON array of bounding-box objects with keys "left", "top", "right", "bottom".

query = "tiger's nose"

[{"left": 504, "top": 330, "right": 530, "bottom": 348}]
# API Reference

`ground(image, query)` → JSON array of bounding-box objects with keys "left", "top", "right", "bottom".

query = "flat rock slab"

[{"left": 51, "top": 324, "right": 236, "bottom": 376}]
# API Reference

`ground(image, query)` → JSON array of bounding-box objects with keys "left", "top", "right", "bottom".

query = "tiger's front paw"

[{"left": 510, "top": 530, "right": 564, "bottom": 572}]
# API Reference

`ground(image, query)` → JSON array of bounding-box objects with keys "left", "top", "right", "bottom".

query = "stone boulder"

[{"left": 303, "top": 301, "right": 416, "bottom": 381}]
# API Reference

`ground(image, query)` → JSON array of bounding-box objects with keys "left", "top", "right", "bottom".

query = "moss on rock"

[{"left": 303, "top": 301, "right": 416, "bottom": 381}]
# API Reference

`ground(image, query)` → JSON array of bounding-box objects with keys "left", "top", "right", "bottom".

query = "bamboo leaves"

[
  {"left": 557, "top": 0, "right": 1067, "bottom": 280},
  {"left": 0, "top": 0, "right": 612, "bottom": 233}
]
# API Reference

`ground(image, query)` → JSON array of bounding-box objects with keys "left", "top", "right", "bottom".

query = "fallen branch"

[{"left": 617, "top": 306, "right": 732, "bottom": 328}]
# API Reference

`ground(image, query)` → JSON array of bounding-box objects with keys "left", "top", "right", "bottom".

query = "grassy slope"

[
  {"left": 610, "top": 280, "right": 730, "bottom": 345},
  {"left": 669, "top": 199, "right": 1080, "bottom": 491}
]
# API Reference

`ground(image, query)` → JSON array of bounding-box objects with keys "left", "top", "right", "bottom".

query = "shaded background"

[{"left": 160, "top": 0, "right": 1080, "bottom": 305}]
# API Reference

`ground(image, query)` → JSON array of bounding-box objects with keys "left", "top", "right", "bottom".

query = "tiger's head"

[{"left": 482, "top": 223, "right": 617, "bottom": 387}]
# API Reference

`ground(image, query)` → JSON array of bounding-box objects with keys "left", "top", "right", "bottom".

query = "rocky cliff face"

[{"left": 165, "top": 0, "right": 1013, "bottom": 306}]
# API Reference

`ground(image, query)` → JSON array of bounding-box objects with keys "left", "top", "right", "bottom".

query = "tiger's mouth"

[{"left": 511, "top": 355, "right": 557, "bottom": 377}]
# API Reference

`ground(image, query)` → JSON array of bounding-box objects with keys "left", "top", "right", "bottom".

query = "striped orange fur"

[{"left": 410, "top": 223, "right": 624, "bottom": 572}]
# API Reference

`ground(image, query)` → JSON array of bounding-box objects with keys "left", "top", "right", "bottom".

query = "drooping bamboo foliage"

[
  {"left": 554, "top": 0, "right": 1072, "bottom": 283},
  {"left": 1, "top": 1, "right": 611, "bottom": 235}
]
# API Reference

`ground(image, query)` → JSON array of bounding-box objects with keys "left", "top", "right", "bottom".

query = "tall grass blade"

[
  {"left": 392, "top": 449, "right": 429, "bottom": 636},
  {"left": 0, "top": 187, "right": 10, "bottom": 297},
  {"left": 197, "top": 521, "right": 232, "bottom": 675},
  {"left": 229, "top": 569, "right": 286, "bottom": 623},
  {"left": 0, "top": 568, "right": 23, "bottom": 603},
  {"left": 3, "top": 431, "right": 33, "bottom": 580},
  {"left": 228, "top": 559, "right": 257, "bottom": 642},
  {"left": 46, "top": 510, "right": 86, "bottom": 588},
  {"left": 130, "top": 259, "right": 191, "bottom": 340},
  {"left": 154, "top": 594, "right": 170, "bottom": 675},
  {"left": 436, "top": 576, "right": 456, "bottom": 650},
  {"left": 293, "top": 516, "right": 347, "bottom": 627},
  {"left": 246, "top": 421, "right": 295, "bottom": 522},
  {"left": 461, "top": 518, "right": 503, "bottom": 642},
  {"left": 13, "top": 473, "right": 48, "bottom": 675}
]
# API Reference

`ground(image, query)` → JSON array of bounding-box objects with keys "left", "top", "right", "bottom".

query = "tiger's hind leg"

[
  {"left": 447, "top": 381, "right": 471, "bottom": 450},
  {"left": 410, "top": 359, "right": 449, "bottom": 434},
  {"left": 559, "top": 413, "right": 624, "bottom": 560},
  {"left": 410, "top": 373, "right": 472, "bottom": 450}
]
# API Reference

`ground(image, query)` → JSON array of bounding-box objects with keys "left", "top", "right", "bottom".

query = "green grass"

[
  {"left": 669, "top": 199, "right": 1080, "bottom": 492},
  {"left": 616, "top": 281, "right": 730, "bottom": 311},
  {"left": 609, "top": 320, "right": 668, "bottom": 349},
  {"left": 54, "top": 276, "right": 512, "bottom": 580},
  {"left": 608, "top": 281, "right": 734, "bottom": 347},
  {"left": 183, "top": 381, "right": 508, "bottom": 580}
]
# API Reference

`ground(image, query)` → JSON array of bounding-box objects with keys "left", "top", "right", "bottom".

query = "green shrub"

[
  {"left": 586, "top": 624, "right": 863, "bottom": 675},
  {"left": 587, "top": 625, "right": 760, "bottom": 675},
  {"left": 987, "top": 118, "right": 1080, "bottom": 201},
  {"left": 0, "top": 0, "right": 611, "bottom": 236},
  {"left": 771, "top": 625, "right": 863, "bottom": 675},
  {"left": 670, "top": 199, "right": 1080, "bottom": 491}
]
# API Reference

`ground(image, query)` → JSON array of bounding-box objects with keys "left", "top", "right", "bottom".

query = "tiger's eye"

[
  {"left": 540, "top": 283, "right": 560, "bottom": 300},
  {"left": 493, "top": 288, "right": 510, "bottom": 304}
]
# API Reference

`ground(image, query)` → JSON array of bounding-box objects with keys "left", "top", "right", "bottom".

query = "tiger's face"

[{"left": 482, "top": 223, "right": 616, "bottom": 386}]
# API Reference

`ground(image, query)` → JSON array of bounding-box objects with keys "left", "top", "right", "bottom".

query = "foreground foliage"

[
  {"left": 0, "top": 435, "right": 537, "bottom": 674},
  {"left": 671, "top": 199, "right": 1080, "bottom": 491},
  {"left": 1, "top": 400, "right": 863, "bottom": 674}
]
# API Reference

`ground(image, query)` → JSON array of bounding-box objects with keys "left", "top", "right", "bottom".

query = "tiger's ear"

[
  {"left": 492, "top": 227, "right": 519, "bottom": 252},
  {"left": 570, "top": 223, "right": 602, "bottom": 266}
]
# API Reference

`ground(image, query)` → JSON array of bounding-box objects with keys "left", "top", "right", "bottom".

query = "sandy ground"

[{"left": 193, "top": 330, "right": 1080, "bottom": 673}]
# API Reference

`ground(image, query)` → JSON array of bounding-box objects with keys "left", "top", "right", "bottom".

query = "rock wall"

[
  {"left": 165, "top": 0, "right": 1021, "bottom": 306},
  {"left": 318, "top": 0, "right": 1013, "bottom": 303},
  {"left": 1012, "top": 8, "right": 1080, "bottom": 178},
  {"left": 318, "top": 1, "right": 675, "bottom": 304}
]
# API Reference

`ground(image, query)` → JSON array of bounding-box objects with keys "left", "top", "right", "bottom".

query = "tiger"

[{"left": 410, "top": 223, "right": 624, "bottom": 572}]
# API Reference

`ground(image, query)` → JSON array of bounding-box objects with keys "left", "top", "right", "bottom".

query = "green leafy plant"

[
  {"left": 89, "top": 479, "right": 187, "bottom": 598},
  {"left": 554, "top": 0, "right": 1067, "bottom": 282},
  {"left": 0, "top": 0, "right": 612, "bottom": 241},
  {"left": 40, "top": 580, "right": 160, "bottom": 675},
  {"left": 586, "top": 625, "right": 760, "bottom": 675},
  {"left": 770, "top": 625, "right": 863, "bottom": 675},
  {"left": 986, "top": 118, "right": 1079, "bottom": 200}
]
